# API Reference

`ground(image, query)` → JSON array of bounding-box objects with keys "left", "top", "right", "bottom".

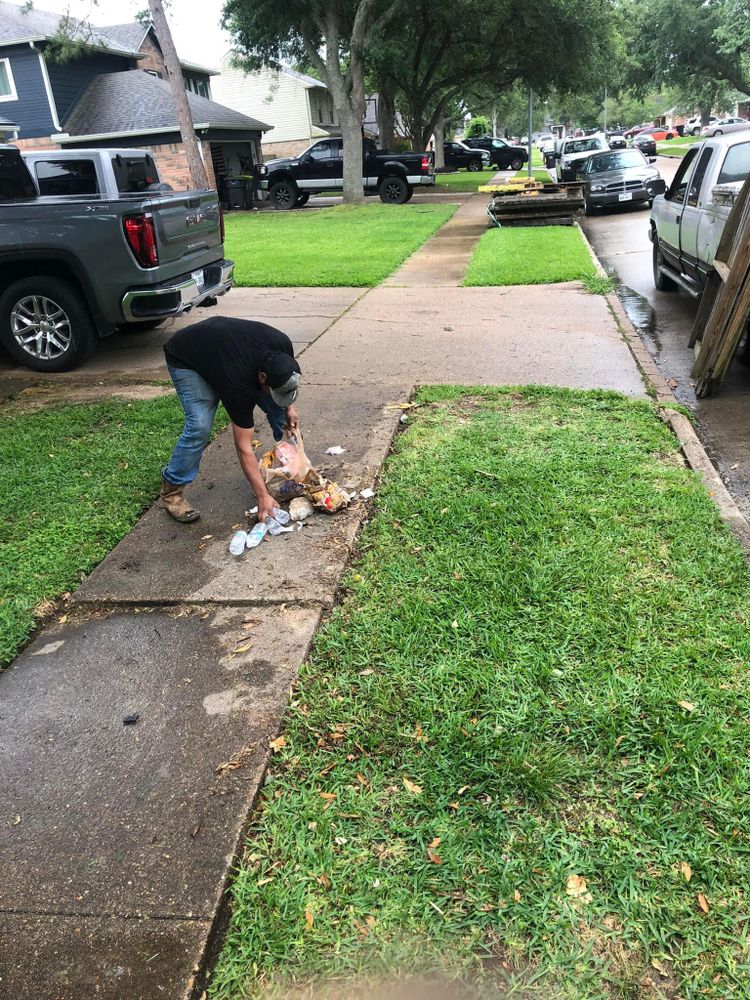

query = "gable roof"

[
  {"left": 60, "top": 69, "right": 271, "bottom": 139},
  {"left": 103, "top": 20, "right": 218, "bottom": 76},
  {"left": 0, "top": 0, "right": 141, "bottom": 56}
]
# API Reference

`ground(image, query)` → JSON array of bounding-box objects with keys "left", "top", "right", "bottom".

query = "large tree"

[
  {"left": 222, "top": 0, "right": 402, "bottom": 203},
  {"left": 626, "top": 0, "right": 750, "bottom": 121}
]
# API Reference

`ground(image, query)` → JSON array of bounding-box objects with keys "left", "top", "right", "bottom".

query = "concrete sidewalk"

[{"left": 0, "top": 205, "right": 647, "bottom": 999}]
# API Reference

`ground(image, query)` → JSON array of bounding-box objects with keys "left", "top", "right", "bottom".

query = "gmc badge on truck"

[{"left": 186, "top": 212, "right": 207, "bottom": 227}]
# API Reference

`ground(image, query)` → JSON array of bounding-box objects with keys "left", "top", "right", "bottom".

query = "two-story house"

[
  {"left": 213, "top": 62, "right": 340, "bottom": 158},
  {"left": 0, "top": 1, "right": 271, "bottom": 190}
]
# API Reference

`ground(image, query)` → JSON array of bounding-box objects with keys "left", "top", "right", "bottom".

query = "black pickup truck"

[{"left": 255, "top": 138, "right": 435, "bottom": 208}]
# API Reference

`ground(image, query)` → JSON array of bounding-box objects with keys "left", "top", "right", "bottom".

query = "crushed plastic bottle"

[
  {"left": 272, "top": 506, "right": 291, "bottom": 525},
  {"left": 246, "top": 521, "right": 269, "bottom": 549},
  {"left": 267, "top": 517, "right": 294, "bottom": 536},
  {"left": 229, "top": 530, "right": 248, "bottom": 556}
]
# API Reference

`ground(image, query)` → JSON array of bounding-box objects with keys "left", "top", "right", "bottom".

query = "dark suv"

[
  {"left": 443, "top": 141, "right": 490, "bottom": 171},
  {"left": 463, "top": 136, "right": 527, "bottom": 170}
]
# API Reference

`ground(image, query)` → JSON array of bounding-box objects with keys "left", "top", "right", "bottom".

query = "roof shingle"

[
  {"left": 62, "top": 70, "right": 271, "bottom": 137},
  {"left": 0, "top": 0, "right": 141, "bottom": 54}
]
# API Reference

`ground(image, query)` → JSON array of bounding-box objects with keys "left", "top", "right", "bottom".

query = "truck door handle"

[{"left": 676, "top": 214, "right": 681, "bottom": 223}]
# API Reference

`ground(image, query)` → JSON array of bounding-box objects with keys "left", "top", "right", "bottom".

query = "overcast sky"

[{"left": 39, "top": 0, "right": 232, "bottom": 67}]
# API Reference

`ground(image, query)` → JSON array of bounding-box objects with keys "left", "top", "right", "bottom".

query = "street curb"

[{"left": 576, "top": 225, "right": 750, "bottom": 555}]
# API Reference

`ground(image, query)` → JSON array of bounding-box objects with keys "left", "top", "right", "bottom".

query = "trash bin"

[
  {"left": 676, "top": 124, "right": 685, "bottom": 137},
  {"left": 224, "top": 176, "right": 252, "bottom": 211}
]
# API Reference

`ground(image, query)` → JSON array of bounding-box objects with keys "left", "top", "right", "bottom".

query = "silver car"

[
  {"left": 577, "top": 148, "right": 666, "bottom": 214},
  {"left": 701, "top": 117, "right": 750, "bottom": 137}
]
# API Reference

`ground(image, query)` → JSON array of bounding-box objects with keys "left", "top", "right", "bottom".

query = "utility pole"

[
  {"left": 603, "top": 85, "right": 608, "bottom": 133},
  {"left": 527, "top": 87, "right": 533, "bottom": 178},
  {"left": 147, "top": 0, "right": 210, "bottom": 189}
]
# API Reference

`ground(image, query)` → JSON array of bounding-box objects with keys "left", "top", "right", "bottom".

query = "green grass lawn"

[
  {"left": 433, "top": 169, "right": 497, "bottom": 193},
  {"left": 0, "top": 395, "right": 220, "bottom": 667},
  {"left": 657, "top": 135, "right": 705, "bottom": 157},
  {"left": 464, "top": 225, "right": 596, "bottom": 287},
  {"left": 513, "top": 167, "right": 554, "bottom": 183},
  {"left": 225, "top": 204, "right": 456, "bottom": 287},
  {"left": 210, "top": 386, "right": 750, "bottom": 999}
]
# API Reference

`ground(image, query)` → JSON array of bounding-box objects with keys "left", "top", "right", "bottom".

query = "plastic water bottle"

[
  {"left": 245, "top": 521, "right": 268, "bottom": 549},
  {"left": 229, "top": 530, "right": 247, "bottom": 556},
  {"left": 272, "top": 507, "right": 290, "bottom": 525}
]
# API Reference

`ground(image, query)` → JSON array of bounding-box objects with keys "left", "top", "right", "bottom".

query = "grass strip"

[
  {"left": 210, "top": 386, "right": 750, "bottom": 999},
  {"left": 434, "top": 169, "right": 497, "bottom": 193},
  {"left": 0, "top": 396, "right": 224, "bottom": 666},
  {"left": 463, "top": 225, "right": 597, "bottom": 286},
  {"left": 225, "top": 204, "right": 456, "bottom": 287}
]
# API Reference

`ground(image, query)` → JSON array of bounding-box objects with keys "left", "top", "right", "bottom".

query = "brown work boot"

[{"left": 159, "top": 478, "right": 200, "bottom": 523}]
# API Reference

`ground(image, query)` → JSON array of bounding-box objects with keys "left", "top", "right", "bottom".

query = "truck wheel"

[
  {"left": 269, "top": 180, "right": 298, "bottom": 210},
  {"left": 295, "top": 192, "right": 310, "bottom": 207},
  {"left": 691, "top": 127, "right": 701, "bottom": 136},
  {"left": 510, "top": 156, "right": 524, "bottom": 171},
  {"left": 467, "top": 159, "right": 482, "bottom": 172},
  {"left": 0, "top": 275, "right": 97, "bottom": 372},
  {"left": 379, "top": 175, "right": 410, "bottom": 204},
  {"left": 652, "top": 237, "right": 677, "bottom": 291}
]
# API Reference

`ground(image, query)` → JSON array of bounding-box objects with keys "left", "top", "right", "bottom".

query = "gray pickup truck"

[{"left": 0, "top": 145, "right": 234, "bottom": 371}]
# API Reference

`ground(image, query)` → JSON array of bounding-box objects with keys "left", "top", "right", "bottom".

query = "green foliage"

[
  {"left": 210, "top": 387, "right": 750, "bottom": 998},
  {"left": 464, "top": 115, "right": 492, "bottom": 138},
  {"left": 463, "top": 225, "right": 597, "bottom": 286},
  {"left": 0, "top": 395, "right": 199, "bottom": 666},
  {"left": 224, "top": 204, "right": 456, "bottom": 287}
]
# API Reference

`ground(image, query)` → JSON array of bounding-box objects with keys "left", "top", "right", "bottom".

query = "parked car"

[
  {"left": 639, "top": 126, "right": 678, "bottom": 141},
  {"left": 632, "top": 133, "right": 657, "bottom": 157},
  {"left": 0, "top": 145, "right": 233, "bottom": 372},
  {"left": 685, "top": 114, "right": 718, "bottom": 136},
  {"left": 650, "top": 133, "right": 750, "bottom": 298},
  {"left": 255, "top": 137, "right": 435, "bottom": 207},
  {"left": 443, "top": 141, "right": 490, "bottom": 172},
  {"left": 537, "top": 133, "right": 554, "bottom": 150},
  {"left": 701, "top": 116, "right": 750, "bottom": 137},
  {"left": 576, "top": 148, "right": 666, "bottom": 214},
  {"left": 607, "top": 133, "right": 628, "bottom": 149},
  {"left": 463, "top": 136, "right": 527, "bottom": 170},
  {"left": 555, "top": 133, "right": 609, "bottom": 181},
  {"left": 624, "top": 123, "right": 653, "bottom": 139}
]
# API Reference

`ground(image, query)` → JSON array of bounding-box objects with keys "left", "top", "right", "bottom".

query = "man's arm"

[
  {"left": 286, "top": 404, "right": 300, "bottom": 432},
  {"left": 232, "top": 423, "right": 277, "bottom": 522}
]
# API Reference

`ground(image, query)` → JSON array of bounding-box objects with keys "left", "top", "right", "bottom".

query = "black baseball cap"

[{"left": 262, "top": 352, "right": 301, "bottom": 407}]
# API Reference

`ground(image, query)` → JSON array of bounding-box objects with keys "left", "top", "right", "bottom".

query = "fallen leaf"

[
  {"left": 449, "top": 801, "right": 460, "bottom": 810},
  {"left": 514, "top": 889, "right": 522, "bottom": 903},
  {"left": 201, "top": 534, "right": 213, "bottom": 540},
  {"left": 233, "top": 640, "right": 254, "bottom": 654},
  {"left": 451, "top": 620, "right": 459, "bottom": 630},
  {"left": 677, "top": 700, "right": 696, "bottom": 713},
  {"left": 320, "top": 791, "right": 337, "bottom": 802},
  {"left": 304, "top": 907, "right": 314, "bottom": 930},
  {"left": 697, "top": 892, "right": 710, "bottom": 913},
  {"left": 334, "top": 835, "right": 347, "bottom": 846},
  {"left": 666, "top": 378, "right": 678, "bottom": 389},
  {"left": 566, "top": 874, "right": 591, "bottom": 899},
  {"left": 428, "top": 847, "right": 442, "bottom": 864},
  {"left": 403, "top": 777, "right": 422, "bottom": 795},
  {"left": 428, "top": 837, "right": 442, "bottom": 850},
  {"left": 257, "top": 877, "right": 273, "bottom": 886},
  {"left": 12, "top": 815, "right": 21, "bottom": 826},
  {"left": 680, "top": 862, "right": 693, "bottom": 882},
  {"left": 457, "top": 785, "right": 469, "bottom": 795},
  {"left": 731, "top": 463, "right": 739, "bottom": 470},
  {"left": 359, "top": 668, "right": 375, "bottom": 676},
  {"left": 269, "top": 735, "right": 287, "bottom": 752},
  {"left": 215, "top": 745, "right": 255, "bottom": 776},
  {"left": 316, "top": 873, "right": 331, "bottom": 888},
  {"left": 651, "top": 957, "right": 669, "bottom": 977}
]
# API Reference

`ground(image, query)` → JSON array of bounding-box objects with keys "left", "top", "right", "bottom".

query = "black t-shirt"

[{"left": 163, "top": 317, "right": 295, "bottom": 428}]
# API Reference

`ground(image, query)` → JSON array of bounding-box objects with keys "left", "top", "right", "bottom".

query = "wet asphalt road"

[{"left": 584, "top": 156, "right": 750, "bottom": 515}]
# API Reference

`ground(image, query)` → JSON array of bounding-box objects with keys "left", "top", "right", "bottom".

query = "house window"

[
  {"left": 145, "top": 69, "right": 163, "bottom": 79},
  {"left": 0, "top": 58, "right": 18, "bottom": 102}
]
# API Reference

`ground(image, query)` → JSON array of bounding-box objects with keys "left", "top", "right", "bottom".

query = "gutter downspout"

[{"left": 30, "top": 42, "right": 61, "bottom": 132}]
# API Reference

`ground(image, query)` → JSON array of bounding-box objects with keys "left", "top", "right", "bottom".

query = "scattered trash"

[
  {"left": 289, "top": 497, "right": 314, "bottom": 521},
  {"left": 325, "top": 445, "right": 346, "bottom": 455},
  {"left": 400, "top": 414, "right": 409, "bottom": 424},
  {"left": 229, "top": 530, "right": 248, "bottom": 556},
  {"left": 246, "top": 506, "right": 259, "bottom": 516},
  {"left": 272, "top": 506, "right": 291, "bottom": 525},
  {"left": 267, "top": 518, "right": 294, "bottom": 535},
  {"left": 215, "top": 744, "right": 255, "bottom": 776},
  {"left": 360, "top": 488, "right": 375, "bottom": 499},
  {"left": 246, "top": 522, "right": 268, "bottom": 549},
  {"left": 123, "top": 713, "right": 140, "bottom": 726},
  {"left": 296, "top": 522, "right": 304, "bottom": 531},
  {"left": 262, "top": 426, "right": 351, "bottom": 514}
]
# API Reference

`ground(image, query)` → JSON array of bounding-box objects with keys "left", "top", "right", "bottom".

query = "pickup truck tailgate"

[{"left": 150, "top": 190, "right": 222, "bottom": 266}]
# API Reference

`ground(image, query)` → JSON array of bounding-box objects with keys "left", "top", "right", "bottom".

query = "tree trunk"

[
  {"left": 340, "top": 110, "right": 365, "bottom": 205},
  {"left": 147, "top": 0, "right": 209, "bottom": 189},
  {"left": 377, "top": 86, "right": 396, "bottom": 151},
  {"left": 701, "top": 105, "right": 712, "bottom": 127},
  {"left": 433, "top": 112, "right": 445, "bottom": 169}
]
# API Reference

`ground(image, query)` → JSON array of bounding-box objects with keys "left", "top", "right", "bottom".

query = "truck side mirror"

[
  {"left": 650, "top": 179, "right": 667, "bottom": 195},
  {"left": 649, "top": 156, "right": 657, "bottom": 163}
]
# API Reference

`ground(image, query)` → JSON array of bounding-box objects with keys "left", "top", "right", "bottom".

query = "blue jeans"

[{"left": 163, "top": 365, "right": 286, "bottom": 486}]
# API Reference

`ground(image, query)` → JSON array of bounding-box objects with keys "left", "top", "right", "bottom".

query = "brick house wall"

[
  {"left": 261, "top": 138, "right": 313, "bottom": 158},
  {"left": 13, "top": 136, "right": 60, "bottom": 151},
  {"left": 150, "top": 139, "right": 217, "bottom": 191},
  {"left": 138, "top": 33, "right": 167, "bottom": 77}
]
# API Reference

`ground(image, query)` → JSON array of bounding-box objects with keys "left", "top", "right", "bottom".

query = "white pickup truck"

[{"left": 650, "top": 133, "right": 750, "bottom": 297}]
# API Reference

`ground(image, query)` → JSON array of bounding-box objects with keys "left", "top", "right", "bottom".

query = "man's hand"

[
  {"left": 257, "top": 492, "right": 277, "bottom": 523},
  {"left": 285, "top": 404, "right": 300, "bottom": 433}
]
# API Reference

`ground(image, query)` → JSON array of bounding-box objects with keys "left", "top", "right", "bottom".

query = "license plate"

[
  {"left": 191, "top": 268, "right": 205, "bottom": 288},
  {"left": 618, "top": 192, "right": 633, "bottom": 202}
]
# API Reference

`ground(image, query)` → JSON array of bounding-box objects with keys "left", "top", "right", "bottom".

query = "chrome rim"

[
  {"left": 11, "top": 295, "right": 72, "bottom": 360},
  {"left": 273, "top": 185, "right": 293, "bottom": 206}
]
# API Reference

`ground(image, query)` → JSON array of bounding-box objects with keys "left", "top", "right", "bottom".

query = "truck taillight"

[
  {"left": 219, "top": 205, "right": 225, "bottom": 243},
  {"left": 421, "top": 155, "right": 430, "bottom": 171},
  {"left": 123, "top": 214, "right": 158, "bottom": 268}
]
